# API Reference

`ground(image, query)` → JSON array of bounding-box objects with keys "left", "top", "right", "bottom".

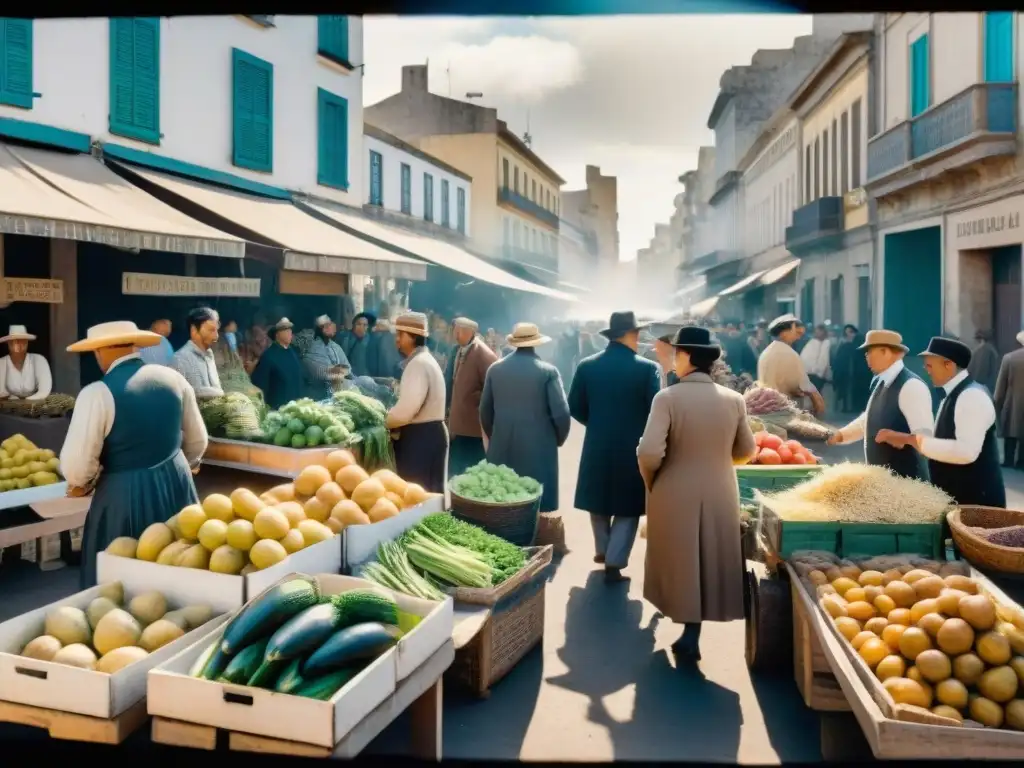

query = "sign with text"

[
  {"left": 948, "top": 196, "right": 1024, "bottom": 251},
  {"left": 2, "top": 278, "right": 64, "bottom": 304},
  {"left": 121, "top": 272, "right": 261, "bottom": 298}
]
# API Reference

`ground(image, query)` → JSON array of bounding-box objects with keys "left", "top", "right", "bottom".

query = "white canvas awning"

[
  {"left": 719, "top": 270, "right": 768, "bottom": 297},
  {"left": 760, "top": 259, "right": 800, "bottom": 286}
]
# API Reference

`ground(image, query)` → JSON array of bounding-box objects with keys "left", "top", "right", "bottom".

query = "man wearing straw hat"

[
  {"left": 386, "top": 312, "right": 449, "bottom": 492},
  {"left": 445, "top": 316, "right": 497, "bottom": 478},
  {"left": 826, "top": 329, "right": 934, "bottom": 481},
  {"left": 60, "top": 321, "right": 209, "bottom": 588},
  {"left": 877, "top": 336, "right": 1006, "bottom": 508}
]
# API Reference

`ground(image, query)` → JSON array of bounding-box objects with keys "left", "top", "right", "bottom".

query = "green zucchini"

[
  {"left": 220, "top": 577, "right": 320, "bottom": 656},
  {"left": 329, "top": 589, "right": 399, "bottom": 628},
  {"left": 274, "top": 657, "right": 307, "bottom": 694},
  {"left": 199, "top": 645, "right": 234, "bottom": 681},
  {"left": 265, "top": 603, "right": 345, "bottom": 663},
  {"left": 189, "top": 638, "right": 221, "bottom": 678},
  {"left": 302, "top": 622, "right": 402, "bottom": 678},
  {"left": 246, "top": 657, "right": 289, "bottom": 689},
  {"left": 219, "top": 638, "right": 268, "bottom": 684},
  {"left": 295, "top": 667, "right": 359, "bottom": 700}
]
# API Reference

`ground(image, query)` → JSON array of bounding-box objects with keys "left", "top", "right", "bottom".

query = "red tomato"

[
  {"left": 784, "top": 439, "right": 804, "bottom": 453},
  {"left": 776, "top": 445, "right": 793, "bottom": 463},
  {"left": 761, "top": 434, "right": 784, "bottom": 451},
  {"left": 790, "top": 452, "right": 807, "bottom": 464},
  {"left": 804, "top": 453, "right": 818, "bottom": 465},
  {"left": 753, "top": 431, "right": 766, "bottom": 448},
  {"left": 758, "top": 447, "right": 782, "bottom": 465}
]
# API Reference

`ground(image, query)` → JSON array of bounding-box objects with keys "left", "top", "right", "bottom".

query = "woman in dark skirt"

[
  {"left": 60, "top": 321, "right": 209, "bottom": 588},
  {"left": 386, "top": 312, "right": 449, "bottom": 493}
]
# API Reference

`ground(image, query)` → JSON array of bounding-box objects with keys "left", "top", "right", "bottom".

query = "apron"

[{"left": 392, "top": 355, "right": 449, "bottom": 493}]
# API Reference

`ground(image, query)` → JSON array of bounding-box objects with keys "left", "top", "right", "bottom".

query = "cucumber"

[
  {"left": 189, "top": 639, "right": 220, "bottom": 678},
  {"left": 302, "top": 622, "right": 402, "bottom": 678},
  {"left": 329, "top": 589, "right": 399, "bottom": 628},
  {"left": 219, "top": 638, "right": 268, "bottom": 684},
  {"left": 220, "top": 577, "right": 320, "bottom": 656},
  {"left": 274, "top": 657, "right": 307, "bottom": 695},
  {"left": 199, "top": 645, "right": 234, "bottom": 681},
  {"left": 246, "top": 657, "right": 288, "bottom": 689},
  {"left": 265, "top": 603, "right": 345, "bottom": 663},
  {"left": 295, "top": 667, "right": 359, "bottom": 701}
]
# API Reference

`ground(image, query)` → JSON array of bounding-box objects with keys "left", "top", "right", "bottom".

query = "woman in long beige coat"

[{"left": 637, "top": 326, "right": 757, "bottom": 663}]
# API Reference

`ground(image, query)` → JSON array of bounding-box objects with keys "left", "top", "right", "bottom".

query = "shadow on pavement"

[{"left": 748, "top": 673, "right": 822, "bottom": 760}]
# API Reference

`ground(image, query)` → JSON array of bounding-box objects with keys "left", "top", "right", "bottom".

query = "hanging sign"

[
  {"left": 2, "top": 278, "right": 64, "bottom": 304},
  {"left": 121, "top": 272, "right": 261, "bottom": 297}
]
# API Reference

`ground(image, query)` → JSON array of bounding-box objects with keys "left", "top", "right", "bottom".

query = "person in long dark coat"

[
  {"left": 995, "top": 331, "right": 1024, "bottom": 469},
  {"left": 251, "top": 317, "right": 304, "bottom": 409},
  {"left": 479, "top": 323, "right": 570, "bottom": 513},
  {"left": 569, "top": 311, "right": 661, "bottom": 585},
  {"left": 850, "top": 329, "right": 874, "bottom": 412},
  {"left": 831, "top": 324, "right": 859, "bottom": 413},
  {"left": 368, "top": 317, "right": 402, "bottom": 379},
  {"left": 968, "top": 329, "right": 1002, "bottom": 395}
]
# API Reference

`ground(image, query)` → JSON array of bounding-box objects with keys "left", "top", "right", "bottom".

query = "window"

[
  {"left": 368, "top": 150, "right": 382, "bottom": 206},
  {"left": 813, "top": 137, "right": 820, "bottom": 200},
  {"left": 822, "top": 127, "right": 829, "bottom": 195},
  {"left": 523, "top": 173, "right": 529, "bottom": 197},
  {"left": 0, "top": 19, "right": 33, "bottom": 109},
  {"left": 440, "top": 179, "right": 450, "bottom": 227},
  {"left": 316, "top": 87, "right": 347, "bottom": 188},
  {"left": 233, "top": 49, "right": 273, "bottom": 172},
  {"left": 317, "top": 16, "right": 350, "bottom": 66},
  {"left": 400, "top": 163, "right": 411, "bottom": 214},
  {"left": 423, "top": 173, "right": 434, "bottom": 222},
  {"left": 910, "top": 34, "right": 930, "bottom": 118},
  {"left": 851, "top": 99, "right": 862, "bottom": 189},
  {"left": 531, "top": 179, "right": 537, "bottom": 202},
  {"left": 514, "top": 167, "right": 519, "bottom": 194},
  {"left": 513, "top": 220, "right": 521, "bottom": 247},
  {"left": 109, "top": 18, "right": 160, "bottom": 143},
  {"left": 502, "top": 158, "right": 509, "bottom": 189},
  {"left": 804, "top": 145, "right": 812, "bottom": 204},
  {"left": 984, "top": 12, "right": 1014, "bottom": 82},
  {"left": 785, "top": 177, "right": 791, "bottom": 227},
  {"left": 456, "top": 187, "right": 466, "bottom": 234},
  {"left": 831, "top": 119, "right": 838, "bottom": 196},
  {"left": 545, "top": 189, "right": 550, "bottom": 210},
  {"left": 840, "top": 111, "right": 849, "bottom": 194}
]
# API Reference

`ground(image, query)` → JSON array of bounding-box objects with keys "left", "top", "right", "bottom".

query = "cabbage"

[{"left": 451, "top": 460, "right": 541, "bottom": 503}]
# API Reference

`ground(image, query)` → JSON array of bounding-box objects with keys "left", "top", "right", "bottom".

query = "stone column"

[{"left": 49, "top": 239, "right": 80, "bottom": 394}]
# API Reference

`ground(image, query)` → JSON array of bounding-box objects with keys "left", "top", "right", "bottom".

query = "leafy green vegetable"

[
  {"left": 418, "top": 513, "right": 526, "bottom": 584},
  {"left": 361, "top": 541, "right": 446, "bottom": 601},
  {"left": 399, "top": 526, "right": 493, "bottom": 588}
]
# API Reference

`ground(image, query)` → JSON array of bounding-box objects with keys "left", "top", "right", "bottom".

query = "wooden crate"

[
  {"left": 0, "top": 698, "right": 147, "bottom": 744},
  {"left": 790, "top": 579, "right": 850, "bottom": 712},
  {"left": 204, "top": 438, "right": 335, "bottom": 478}
]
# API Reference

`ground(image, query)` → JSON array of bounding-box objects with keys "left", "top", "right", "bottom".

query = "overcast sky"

[{"left": 363, "top": 14, "right": 812, "bottom": 263}]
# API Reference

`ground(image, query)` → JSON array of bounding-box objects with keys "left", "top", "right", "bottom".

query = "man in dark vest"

[
  {"left": 827, "top": 330, "right": 934, "bottom": 480},
  {"left": 877, "top": 336, "right": 1006, "bottom": 508}
]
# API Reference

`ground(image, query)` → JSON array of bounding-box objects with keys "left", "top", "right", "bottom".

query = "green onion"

[{"left": 401, "top": 529, "right": 493, "bottom": 589}]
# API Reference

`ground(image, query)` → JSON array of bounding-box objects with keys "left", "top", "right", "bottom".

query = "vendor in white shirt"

[
  {"left": 826, "top": 330, "right": 933, "bottom": 481},
  {"left": 0, "top": 325, "right": 52, "bottom": 401},
  {"left": 799, "top": 323, "right": 833, "bottom": 393},
  {"left": 877, "top": 336, "right": 1005, "bottom": 508}
]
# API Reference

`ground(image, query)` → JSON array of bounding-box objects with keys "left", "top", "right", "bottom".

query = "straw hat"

[
  {"left": 67, "top": 321, "right": 162, "bottom": 353},
  {"left": 858, "top": 329, "right": 909, "bottom": 353},
  {"left": 0, "top": 325, "right": 36, "bottom": 344},
  {"left": 394, "top": 311, "right": 429, "bottom": 337},
  {"left": 507, "top": 322, "right": 551, "bottom": 348}
]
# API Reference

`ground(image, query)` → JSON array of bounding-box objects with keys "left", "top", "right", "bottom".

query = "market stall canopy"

[
  {"left": 673, "top": 277, "right": 707, "bottom": 299},
  {"left": 760, "top": 259, "right": 800, "bottom": 286},
  {"left": 0, "top": 143, "right": 244, "bottom": 258},
  {"left": 719, "top": 270, "right": 769, "bottom": 297},
  {"left": 297, "top": 200, "right": 578, "bottom": 302},
  {"left": 689, "top": 296, "right": 719, "bottom": 318},
  {"left": 116, "top": 165, "right": 427, "bottom": 281}
]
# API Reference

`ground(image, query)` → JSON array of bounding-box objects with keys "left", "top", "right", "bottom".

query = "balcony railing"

[
  {"left": 785, "top": 196, "right": 844, "bottom": 253},
  {"left": 867, "top": 82, "right": 1018, "bottom": 184},
  {"left": 502, "top": 246, "right": 559, "bottom": 272},
  {"left": 497, "top": 187, "right": 560, "bottom": 229}
]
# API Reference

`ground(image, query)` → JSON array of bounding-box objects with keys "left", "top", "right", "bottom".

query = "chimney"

[{"left": 402, "top": 65, "right": 428, "bottom": 93}]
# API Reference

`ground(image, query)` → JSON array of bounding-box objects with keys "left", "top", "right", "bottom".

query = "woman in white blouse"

[{"left": 0, "top": 325, "right": 52, "bottom": 401}]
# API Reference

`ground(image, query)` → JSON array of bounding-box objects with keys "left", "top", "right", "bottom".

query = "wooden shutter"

[
  {"left": 317, "top": 88, "right": 348, "bottom": 189},
  {"left": 369, "top": 150, "right": 382, "bottom": 205},
  {"left": 984, "top": 12, "right": 1014, "bottom": 83},
  {"left": 0, "top": 18, "right": 33, "bottom": 108},
  {"left": 400, "top": 163, "right": 411, "bottom": 213},
  {"left": 910, "top": 35, "right": 930, "bottom": 117},
  {"left": 457, "top": 187, "right": 466, "bottom": 233},
  {"left": 441, "top": 180, "right": 450, "bottom": 226},
  {"left": 233, "top": 50, "right": 273, "bottom": 171},
  {"left": 109, "top": 18, "right": 160, "bottom": 143},
  {"left": 317, "top": 16, "right": 349, "bottom": 64}
]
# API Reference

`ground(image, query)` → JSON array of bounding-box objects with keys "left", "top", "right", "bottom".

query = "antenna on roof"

[{"left": 523, "top": 107, "right": 532, "bottom": 148}]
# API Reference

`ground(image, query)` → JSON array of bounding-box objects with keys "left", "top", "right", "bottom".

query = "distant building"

[{"left": 560, "top": 165, "right": 620, "bottom": 285}]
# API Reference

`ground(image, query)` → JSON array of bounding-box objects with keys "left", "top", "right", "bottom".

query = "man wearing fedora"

[
  {"left": 0, "top": 325, "right": 52, "bottom": 401},
  {"left": 877, "top": 336, "right": 1006, "bottom": 508},
  {"left": 59, "top": 321, "right": 209, "bottom": 588},
  {"left": 569, "top": 311, "right": 661, "bottom": 584},
  {"left": 758, "top": 314, "right": 825, "bottom": 415},
  {"left": 251, "top": 317, "right": 305, "bottom": 409},
  {"left": 479, "top": 322, "right": 571, "bottom": 514},
  {"left": 994, "top": 331, "right": 1024, "bottom": 470},
  {"left": 826, "top": 330, "right": 934, "bottom": 481},
  {"left": 445, "top": 317, "right": 498, "bottom": 478}
]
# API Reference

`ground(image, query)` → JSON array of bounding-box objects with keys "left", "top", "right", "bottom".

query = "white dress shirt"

[
  {"left": 386, "top": 347, "right": 447, "bottom": 428},
  {"left": 918, "top": 369, "right": 996, "bottom": 465},
  {"left": 800, "top": 337, "right": 832, "bottom": 379},
  {"left": 838, "top": 360, "right": 935, "bottom": 444},
  {"left": 59, "top": 354, "right": 208, "bottom": 488},
  {"left": 0, "top": 354, "right": 52, "bottom": 400}
]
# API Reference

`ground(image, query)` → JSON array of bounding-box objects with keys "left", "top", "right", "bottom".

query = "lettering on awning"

[
  {"left": 2, "top": 278, "right": 64, "bottom": 304},
  {"left": 121, "top": 272, "right": 261, "bottom": 297}
]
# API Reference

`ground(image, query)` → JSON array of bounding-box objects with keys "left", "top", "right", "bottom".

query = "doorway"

[
  {"left": 857, "top": 275, "right": 872, "bottom": 330},
  {"left": 992, "top": 244, "right": 1022, "bottom": 356},
  {"left": 830, "top": 275, "right": 845, "bottom": 325},
  {"left": 883, "top": 226, "right": 941, "bottom": 381}
]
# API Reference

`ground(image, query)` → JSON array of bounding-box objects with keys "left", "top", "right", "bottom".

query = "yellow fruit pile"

[
  {"left": 0, "top": 433, "right": 61, "bottom": 492},
  {"left": 814, "top": 562, "right": 1024, "bottom": 730},
  {"left": 104, "top": 449, "right": 433, "bottom": 575},
  {"left": 19, "top": 580, "right": 214, "bottom": 673}
]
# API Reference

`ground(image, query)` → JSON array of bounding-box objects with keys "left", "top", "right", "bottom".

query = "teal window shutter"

[
  {"left": 232, "top": 49, "right": 273, "bottom": 172},
  {"left": 109, "top": 18, "right": 161, "bottom": 144},
  {"left": 984, "top": 12, "right": 1014, "bottom": 82},
  {"left": 317, "top": 16, "right": 350, "bottom": 66},
  {"left": 441, "top": 180, "right": 450, "bottom": 227},
  {"left": 910, "top": 35, "right": 930, "bottom": 118},
  {"left": 0, "top": 18, "right": 33, "bottom": 109},
  {"left": 457, "top": 187, "right": 466, "bottom": 234},
  {"left": 317, "top": 88, "right": 348, "bottom": 189},
  {"left": 400, "top": 163, "right": 411, "bottom": 214},
  {"left": 424, "top": 173, "right": 434, "bottom": 221},
  {"left": 369, "top": 150, "right": 383, "bottom": 205}
]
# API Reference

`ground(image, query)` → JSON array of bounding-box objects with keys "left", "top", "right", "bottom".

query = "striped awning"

[
  {"left": 719, "top": 270, "right": 768, "bottom": 297},
  {"left": 760, "top": 259, "right": 800, "bottom": 286}
]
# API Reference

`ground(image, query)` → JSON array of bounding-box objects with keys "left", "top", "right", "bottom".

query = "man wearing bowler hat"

[
  {"left": 569, "top": 311, "right": 661, "bottom": 584},
  {"left": 827, "top": 330, "right": 934, "bottom": 481},
  {"left": 877, "top": 336, "right": 1006, "bottom": 508}
]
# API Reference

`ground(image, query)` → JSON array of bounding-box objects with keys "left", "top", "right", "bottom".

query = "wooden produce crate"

[
  {"left": 203, "top": 438, "right": 336, "bottom": 478},
  {"left": 0, "top": 698, "right": 148, "bottom": 744},
  {"left": 790, "top": 577, "right": 850, "bottom": 713}
]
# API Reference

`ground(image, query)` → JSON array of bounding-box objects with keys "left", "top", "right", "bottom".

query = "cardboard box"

[
  {"left": 343, "top": 494, "right": 444, "bottom": 571},
  {"left": 148, "top": 573, "right": 453, "bottom": 749},
  {"left": 0, "top": 583, "right": 228, "bottom": 719}
]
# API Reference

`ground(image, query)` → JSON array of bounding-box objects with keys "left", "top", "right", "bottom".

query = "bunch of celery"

[
  {"left": 360, "top": 540, "right": 446, "bottom": 601},
  {"left": 400, "top": 526, "right": 494, "bottom": 589}
]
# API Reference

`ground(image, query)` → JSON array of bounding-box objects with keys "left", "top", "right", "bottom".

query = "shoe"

[
  {"left": 594, "top": 554, "right": 606, "bottom": 564},
  {"left": 604, "top": 567, "right": 630, "bottom": 584}
]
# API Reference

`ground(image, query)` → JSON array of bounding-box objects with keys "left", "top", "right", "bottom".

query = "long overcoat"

[
  {"left": 479, "top": 348, "right": 570, "bottom": 512},
  {"left": 568, "top": 341, "right": 661, "bottom": 518},
  {"left": 994, "top": 347, "right": 1024, "bottom": 439},
  {"left": 445, "top": 338, "right": 498, "bottom": 438},
  {"left": 638, "top": 373, "right": 756, "bottom": 623}
]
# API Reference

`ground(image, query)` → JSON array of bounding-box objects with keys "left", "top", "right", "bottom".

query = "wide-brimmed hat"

[
  {"left": 67, "top": 321, "right": 162, "bottom": 353},
  {"left": 507, "top": 322, "right": 551, "bottom": 348},
  {"left": 600, "top": 311, "right": 649, "bottom": 339},
  {"left": 670, "top": 325, "right": 721, "bottom": 356},
  {"left": 858, "top": 329, "right": 909, "bottom": 353},
  {"left": 918, "top": 336, "right": 972, "bottom": 369},
  {"left": 271, "top": 317, "right": 294, "bottom": 335},
  {"left": 452, "top": 316, "right": 479, "bottom": 332},
  {"left": 394, "top": 311, "right": 429, "bottom": 337},
  {"left": 0, "top": 325, "right": 36, "bottom": 344},
  {"left": 768, "top": 313, "right": 800, "bottom": 334}
]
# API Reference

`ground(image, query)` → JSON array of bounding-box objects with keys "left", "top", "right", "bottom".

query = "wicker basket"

[
  {"left": 534, "top": 512, "right": 568, "bottom": 555},
  {"left": 450, "top": 489, "right": 542, "bottom": 547},
  {"left": 447, "top": 546, "right": 553, "bottom": 606},
  {"left": 0, "top": 394, "right": 75, "bottom": 418},
  {"left": 948, "top": 506, "right": 1024, "bottom": 574}
]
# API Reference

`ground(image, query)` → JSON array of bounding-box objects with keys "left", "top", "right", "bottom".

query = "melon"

[
  {"left": 315, "top": 481, "right": 346, "bottom": 510},
  {"left": 160, "top": 609, "right": 191, "bottom": 630},
  {"left": 177, "top": 543, "right": 211, "bottom": 569},
  {"left": 970, "top": 696, "right": 1004, "bottom": 728},
  {"left": 156, "top": 540, "right": 192, "bottom": 566},
  {"left": 297, "top": 519, "right": 334, "bottom": 546},
  {"left": 264, "top": 483, "right": 297, "bottom": 503},
  {"left": 280, "top": 529, "right": 306, "bottom": 554},
  {"left": 352, "top": 478, "right": 387, "bottom": 512},
  {"left": 915, "top": 649, "right": 952, "bottom": 683},
  {"left": 882, "top": 677, "right": 932, "bottom": 708},
  {"left": 209, "top": 544, "right": 246, "bottom": 574},
  {"left": 976, "top": 631, "right": 1012, "bottom": 666},
  {"left": 105, "top": 536, "right": 139, "bottom": 558},
  {"left": 336, "top": 464, "right": 369, "bottom": 494},
  {"left": 275, "top": 501, "right": 307, "bottom": 528},
  {"left": 44, "top": 606, "right": 91, "bottom": 646},
  {"left": 226, "top": 519, "right": 258, "bottom": 551},
  {"left": 303, "top": 496, "right": 332, "bottom": 523},
  {"left": 182, "top": 605, "right": 213, "bottom": 628},
  {"left": 834, "top": 616, "right": 862, "bottom": 641},
  {"left": 253, "top": 507, "right": 290, "bottom": 540},
  {"left": 932, "top": 705, "right": 963, "bottom": 723},
  {"left": 1006, "top": 699, "right": 1024, "bottom": 731},
  {"left": 86, "top": 597, "right": 119, "bottom": 630},
  {"left": 93, "top": 609, "right": 143, "bottom": 656},
  {"left": 384, "top": 491, "right": 405, "bottom": 510},
  {"left": 898, "top": 627, "right": 932, "bottom": 660},
  {"left": 249, "top": 538, "right": 288, "bottom": 570},
  {"left": 325, "top": 517, "right": 344, "bottom": 534},
  {"left": 140, "top": 619, "right": 185, "bottom": 652},
  {"left": 294, "top": 464, "right": 332, "bottom": 497},
  {"left": 230, "top": 488, "right": 265, "bottom": 521},
  {"left": 959, "top": 594, "right": 996, "bottom": 631},
  {"left": 201, "top": 493, "right": 235, "bottom": 523},
  {"left": 177, "top": 504, "right": 208, "bottom": 540},
  {"left": 367, "top": 497, "right": 400, "bottom": 523},
  {"left": 936, "top": 617, "right": 974, "bottom": 655},
  {"left": 137, "top": 523, "right": 175, "bottom": 561},
  {"left": 875, "top": 654, "right": 906, "bottom": 681},
  {"left": 97, "top": 581, "right": 125, "bottom": 606},
  {"left": 404, "top": 483, "right": 430, "bottom": 507},
  {"left": 197, "top": 519, "right": 230, "bottom": 551},
  {"left": 372, "top": 469, "right": 408, "bottom": 498},
  {"left": 913, "top": 575, "right": 945, "bottom": 600},
  {"left": 332, "top": 499, "right": 370, "bottom": 527},
  {"left": 165, "top": 514, "right": 184, "bottom": 540},
  {"left": 96, "top": 646, "right": 149, "bottom": 674},
  {"left": 978, "top": 665, "right": 1019, "bottom": 703},
  {"left": 935, "top": 678, "right": 969, "bottom": 709},
  {"left": 129, "top": 591, "right": 167, "bottom": 625},
  {"left": 21, "top": 635, "right": 62, "bottom": 661},
  {"left": 326, "top": 449, "right": 357, "bottom": 476},
  {"left": 884, "top": 581, "right": 917, "bottom": 608},
  {"left": 52, "top": 643, "right": 98, "bottom": 670},
  {"left": 954, "top": 652, "right": 986, "bottom": 685}
]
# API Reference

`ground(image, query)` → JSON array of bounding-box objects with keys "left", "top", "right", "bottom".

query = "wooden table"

[{"left": 0, "top": 498, "right": 89, "bottom": 570}]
